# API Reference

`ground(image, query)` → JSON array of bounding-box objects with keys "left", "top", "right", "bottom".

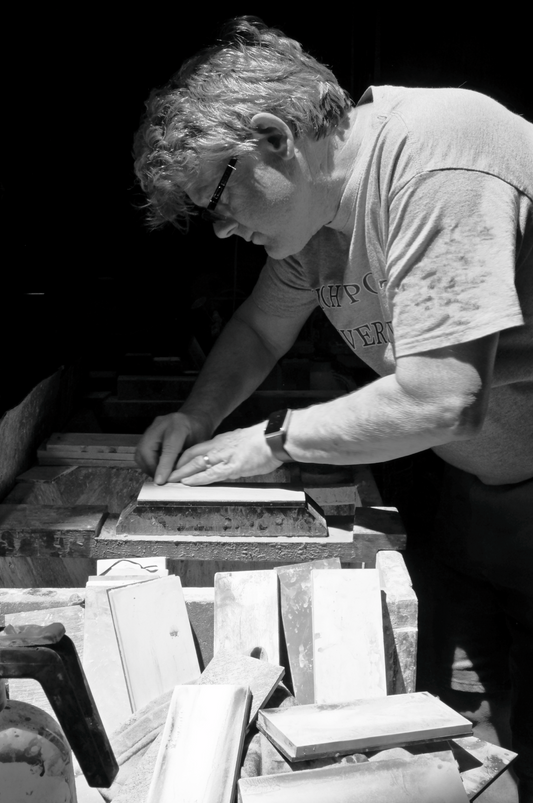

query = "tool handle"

[{"left": 0, "top": 625, "right": 118, "bottom": 788}]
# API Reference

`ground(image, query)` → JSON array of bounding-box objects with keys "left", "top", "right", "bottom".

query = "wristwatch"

[{"left": 264, "top": 408, "right": 293, "bottom": 462}]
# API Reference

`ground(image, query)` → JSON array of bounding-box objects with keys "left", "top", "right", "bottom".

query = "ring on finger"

[{"left": 203, "top": 454, "right": 213, "bottom": 470}]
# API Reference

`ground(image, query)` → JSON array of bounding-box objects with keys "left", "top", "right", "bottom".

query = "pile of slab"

[{"left": 64, "top": 560, "right": 512, "bottom": 801}]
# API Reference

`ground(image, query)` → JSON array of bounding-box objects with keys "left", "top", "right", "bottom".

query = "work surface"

[{"left": 0, "top": 461, "right": 405, "bottom": 568}]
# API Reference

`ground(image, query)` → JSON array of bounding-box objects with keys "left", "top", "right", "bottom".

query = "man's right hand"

[{"left": 134, "top": 411, "right": 213, "bottom": 484}]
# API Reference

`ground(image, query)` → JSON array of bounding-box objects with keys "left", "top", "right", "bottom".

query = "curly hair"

[{"left": 133, "top": 16, "right": 353, "bottom": 230}]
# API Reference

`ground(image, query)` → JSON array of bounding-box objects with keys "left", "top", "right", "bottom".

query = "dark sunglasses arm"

[{"left": 207, "top": 156, "right": 238, "bottom": 210}]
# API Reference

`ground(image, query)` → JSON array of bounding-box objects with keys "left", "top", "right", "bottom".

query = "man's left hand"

[{"left": 166, "top": 422, "right": 282, "bottom": 485}]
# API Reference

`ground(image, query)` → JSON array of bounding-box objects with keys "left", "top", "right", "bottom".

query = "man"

[{"left": 133, "top": 17, "right": 533, "bottom": 801}]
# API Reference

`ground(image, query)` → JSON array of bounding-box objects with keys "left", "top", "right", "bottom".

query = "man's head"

[{"left": 133, "top": 16, "right": 353, "bottom": 234}]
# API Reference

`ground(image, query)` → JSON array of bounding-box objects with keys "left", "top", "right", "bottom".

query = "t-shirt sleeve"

[
  {"left": 385, "top": 169, "right": 524, "bottom": 357},
  {"left": 251, "top": 253, "right": 318, "bottom": 318}
]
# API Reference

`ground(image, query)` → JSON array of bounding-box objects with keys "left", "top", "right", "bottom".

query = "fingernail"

[{"left": 155, "top": 474, "right": 164, "bottom": 485}]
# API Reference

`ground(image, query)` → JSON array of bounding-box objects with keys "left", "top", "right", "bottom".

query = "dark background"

[{"left": 1, "top": 7, "right": 530, "bottom": 411}]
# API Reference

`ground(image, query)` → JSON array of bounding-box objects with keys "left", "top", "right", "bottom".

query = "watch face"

[{"left": 265, "top": 409, "right": 288, "bottom": 436}]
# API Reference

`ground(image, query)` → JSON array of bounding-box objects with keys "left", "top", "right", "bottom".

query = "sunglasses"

[{"left": 201, "top": 156, "right": 238, "bottom": 222}]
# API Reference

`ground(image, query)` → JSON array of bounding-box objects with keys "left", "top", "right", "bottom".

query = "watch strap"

[{"left": 265, "top": 408, "right": 293, "bottom": 462}]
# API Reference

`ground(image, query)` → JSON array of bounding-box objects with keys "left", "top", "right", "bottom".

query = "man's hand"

[
  {"left": 166, "top": 422, "right": 282, "bottom": 485},
  {"left": 135, "top": 412, "right": 213, "bottom": 484}
]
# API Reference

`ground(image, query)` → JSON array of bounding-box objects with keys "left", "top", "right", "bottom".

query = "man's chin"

[{"left": 264, "top": 241, "right": 301, "bottom": 260}]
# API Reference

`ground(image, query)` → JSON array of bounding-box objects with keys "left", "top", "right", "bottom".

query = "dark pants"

[{"left": 432, "top": 464, "right": 533, "bottom": 785}]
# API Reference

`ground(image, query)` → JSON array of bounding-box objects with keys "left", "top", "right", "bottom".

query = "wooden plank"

[
  {"left": 41, "top": 451, "right": 137, "bottom": 464},
  {"left": 354, "top": 506, "right": 402, "bottom": 535},
  {"left": 238, "top": 751, "right": 469, "bottom": 803},
  {"left": 8, "top": 466, "right": 145, "bottom": 516},
  {"left": 214, "top": 570, "right": 280, "bottom": 664},
  {"left": 107, "top": 576, "right": 201, "bottom": 710},
  {"left": 257, "top": 692, "right": 472, "bottom": 761},
  {"left": 5, "top": 479, "right": 65, "bottom": 507},
  {"left": 302, "top": 484, "right": 356, "bottom": 516},
  {"left": 0, "top": 556, "right": 95, "bottom": 588},
  {"left": 0, "top": 504, "right": 107, "bottom": 558},
  {"left": 0, "top": 588, "right": 85, "bottom": 625},
  {"left": 60, "top": 468, "right": 145, "bottom": 515},
  {"left": 312, "top": 568, "right": 386, "bottom": 704},
  {"left": 198, "top": 650, "right": 284, "bottom": 726},
  {"left": 83, "top": 578, "right": 135, "bottom": 735},
  {"left": 38, "top": 452, "right": 137, "bottom": 467},
  {"left": 117, "top": 481, "right": 327, "bottom": 537},
  {"left": 42, "top": 451, "right": 137, "bottom": 463},
  {"left": 0, "top": 369, "right": 61, "bottom": 502},
  {"left": 16, "top": 465, "right": 77, "bottom": 482},
  {"left": 276, "top": 559, "right": 341, "bottom": 704},
  {"left": 45, "top": 432, "right": 139, "bottom": 454},
  {"left": 147, "top": 684, "right": 251, "bottom": 803},
  {"left": 0, "top": 504, "right": 107, "bottom": 533}
]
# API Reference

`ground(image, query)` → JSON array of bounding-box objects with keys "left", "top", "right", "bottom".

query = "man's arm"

[
  {"left": 135, "top": 295, "right": 311, "bottom": 483},
  {"left": 285, "top": 333, "right": 498, "bottom": 463},
  {"left": 168, "top": 333, "right": 499, "bottom": 483}
]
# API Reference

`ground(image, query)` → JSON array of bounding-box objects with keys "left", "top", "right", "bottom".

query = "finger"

[
  {"left": 178, "top": 471, "right": 223, "bottom": 486},
  {"left": 168, "top": 462, "right": 228, "bottom": 485},
  {"left": 174, "top": 441, "right": 213, "bottom": 470},
  {"left": 135, "top": 424, "right": 166, "bottom": 477},
  {"left": 154, "top": 430, "right": 189, "bottom": 485},
  {"left": 167, "top": 453, "right": 223, "bottom": 484}
]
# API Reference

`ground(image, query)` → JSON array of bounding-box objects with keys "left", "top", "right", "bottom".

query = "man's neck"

[
  {"left": 325, "top": 105, "right": 371, "bottom": 223},
  {"left": 291, "top": 105, "right": 370, "bottom": 237}
]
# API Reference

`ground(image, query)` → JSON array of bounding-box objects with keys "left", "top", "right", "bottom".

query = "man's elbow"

[{"left": 435, "top": 395, "right": 487, "bottom": 442}]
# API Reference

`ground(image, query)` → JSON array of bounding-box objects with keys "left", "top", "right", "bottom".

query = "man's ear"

[{"left": 250, "top": 112, "right": 296, "bottom": 160}]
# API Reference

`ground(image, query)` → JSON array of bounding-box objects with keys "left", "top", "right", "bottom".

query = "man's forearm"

[
  {"left": 286, "top": 373, "right": 478, "bottom": 465},
  {"left": 179, "top": 314, "right": 281, "bottom": 434}
]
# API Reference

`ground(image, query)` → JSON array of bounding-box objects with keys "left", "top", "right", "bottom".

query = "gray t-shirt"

[{"left": 252, "top": 86, "right": 533, "bottom": 483}]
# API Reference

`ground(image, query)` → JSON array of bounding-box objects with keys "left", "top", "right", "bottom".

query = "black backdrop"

[{"left": 1, "top": 7, "right": 530, "bottom": 409}]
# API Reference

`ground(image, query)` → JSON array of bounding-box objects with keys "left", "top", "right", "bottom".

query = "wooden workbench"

[{"left": 0, "top": 463, "right": 405, "bottom": 586}]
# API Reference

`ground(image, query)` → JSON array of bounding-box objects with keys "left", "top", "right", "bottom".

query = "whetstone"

[
  {"left": 198, "top": 650, "right": 284, "bottom": 726},
  {"left": 147, "top": 684, "right": 251, "bottom": 803},
  {"left": 238, "top": 751, "right": 469, "bottom": 803},
  {"left": 83, "top": 577, "right": 137, "bottom": 735},
  {"left": 312, "top": 568, "right": 387, "bottom": 704},
  {"left": 276, "top": 558, "right": 341, "bottom": 704},
  {"left": 214, "top": 570, "right": 280, "bottom": 664},
  {"left": 107, "top": 576, "right": 201, "bottom": 710},
  {"left": 257, "top": 692, "right": 473, "bottom": 761},
  {"left": 115, "top": 480, "right": 328, "bottom": 537}
]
